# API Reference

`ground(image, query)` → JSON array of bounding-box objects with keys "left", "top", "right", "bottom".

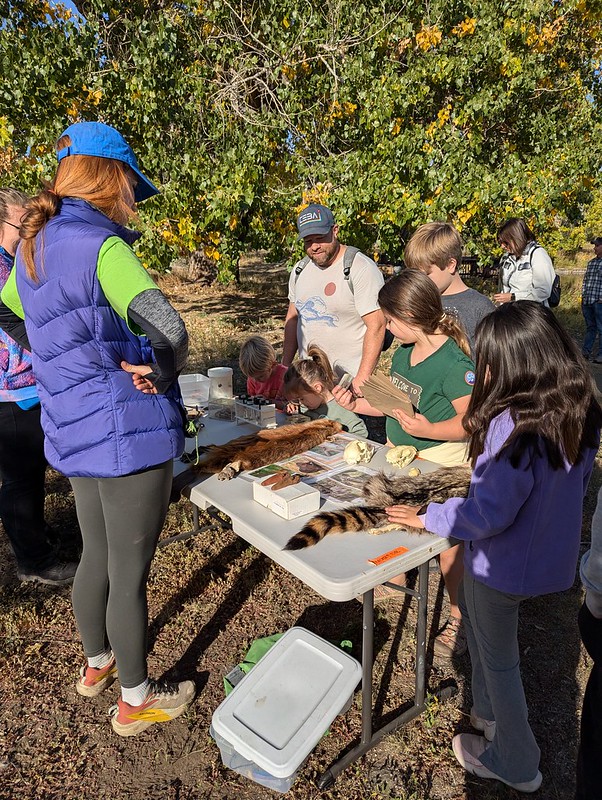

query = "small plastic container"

[
  {"left": 207, "top": 366, "right": 233, "bottom": 400},
  {"left": 211, "top": 627, "right": 361, "bottom": 792},
  {"left": 178, "top": 373, "right": 210, "bottom": 407}
]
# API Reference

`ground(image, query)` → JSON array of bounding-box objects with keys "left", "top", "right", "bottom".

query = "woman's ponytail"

[{"left": 20, "top": 189, "right": 61, "bottom": 282}]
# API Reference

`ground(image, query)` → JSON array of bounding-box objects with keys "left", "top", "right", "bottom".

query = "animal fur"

[
  {"left": 285, "top": 464, "right": 472, "bottom": 549},
  {"left": 191, "top": 418, "right": 343, "bottom": 480}
]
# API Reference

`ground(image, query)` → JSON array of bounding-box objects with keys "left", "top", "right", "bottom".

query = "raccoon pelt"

[
  {"left": 285, "top": 464, "right": 472, "bottom": 550},
  {"left": 191, "top": 418, "right": 343, "bottom": 480}
]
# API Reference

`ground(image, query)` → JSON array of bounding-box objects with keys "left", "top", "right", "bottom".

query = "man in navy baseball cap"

[
  {"left": 284, "top": 201, "right": 386, "bottom": 394},
  {"left": 57, "top": 121, "right": 159, "bottom": 203}
]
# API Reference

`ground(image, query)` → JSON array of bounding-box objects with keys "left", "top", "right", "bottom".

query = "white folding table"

[{"left": 179, "top": 417, "right": 456, "bottom": 786}]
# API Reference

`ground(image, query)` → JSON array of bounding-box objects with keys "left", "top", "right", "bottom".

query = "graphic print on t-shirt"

[
  {"left": 390, "top": 370, "right": 422, "bottom": 409},
  {"left": 296, "top": 296, "right": 339, "bottom": 327}
]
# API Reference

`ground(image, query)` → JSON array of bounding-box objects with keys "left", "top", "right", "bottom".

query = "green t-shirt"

[
  {"left": 2, "top": 236, "right": 157, "bottom": 334},
  {"left": 386, "top": 338, "right": 475, "bottom": 450}
]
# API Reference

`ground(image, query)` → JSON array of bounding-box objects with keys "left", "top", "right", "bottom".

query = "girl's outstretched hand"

[
  {"left": 332, "top": 384, "right": 356, "bottom": 410},
  {"left": 121, "top": 360, "right": 158, "bottom": 394},
  {"left": 385, "top": 504, "right": 425, "bottom": 529},
  {"left": 391, "top": 408, "right": 433, "bottom": 438}
]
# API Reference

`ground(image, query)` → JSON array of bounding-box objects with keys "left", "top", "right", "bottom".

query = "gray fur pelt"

[{"left": 285, "top": 464, "right": 472, "bottom": 549}]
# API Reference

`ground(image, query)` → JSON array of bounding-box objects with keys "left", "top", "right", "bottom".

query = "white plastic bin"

[
  {"left": 211, "top": 627, "right": 361, "bottom": 792},
  {"left": 178, "top": 374, "right": 210, "bottom": 407}
]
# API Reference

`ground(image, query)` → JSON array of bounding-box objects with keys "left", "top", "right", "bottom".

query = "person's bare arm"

[
  {"left": 353, "top": 308, "right": 386, "bottom": 389},
  {"left": 282, "top": 302, "right": 299, "bottom": 366}
]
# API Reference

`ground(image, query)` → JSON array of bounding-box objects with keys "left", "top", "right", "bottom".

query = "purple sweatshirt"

[{"left": 424, "top": 410, "right": 597, "bottom": 596}]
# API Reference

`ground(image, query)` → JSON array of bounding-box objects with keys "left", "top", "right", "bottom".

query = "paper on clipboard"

[{"left": 361, "top": 370, "right": 415, "bottom": 418}]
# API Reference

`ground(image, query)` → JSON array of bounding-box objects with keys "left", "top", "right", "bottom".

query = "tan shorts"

[{"left": 418, "top": 440, "right": 469, "bottom": 467}]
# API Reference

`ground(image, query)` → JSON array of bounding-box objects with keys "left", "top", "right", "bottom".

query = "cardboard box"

[{"left": 252, "top": 479, "right": 320, "bottom": 520}]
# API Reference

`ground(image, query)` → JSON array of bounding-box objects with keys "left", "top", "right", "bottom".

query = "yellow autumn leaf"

[{"left": 416, "top": 25, "right": 442, "bottom": 51}]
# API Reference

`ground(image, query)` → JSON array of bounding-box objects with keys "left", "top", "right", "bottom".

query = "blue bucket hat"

[{"left": 56, "top": 122, "right": 159, "bottom": 203}]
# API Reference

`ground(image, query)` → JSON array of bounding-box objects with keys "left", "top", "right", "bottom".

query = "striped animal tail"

[{"left": 284, "top": 506, "right": 387, "bottom": 550}]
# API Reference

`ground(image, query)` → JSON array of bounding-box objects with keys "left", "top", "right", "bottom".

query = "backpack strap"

[
  {"left": 293, "top": 248, "right": 361, "bottom": 292},
  {"left": 528, "top": 244, "right": 543, "bottom": 266},
  {"left": 342, "top": 246, "right": 361, "bottom": 293},
  {"left": 293, "top": 255, "right": 311, "bottom": 284}
]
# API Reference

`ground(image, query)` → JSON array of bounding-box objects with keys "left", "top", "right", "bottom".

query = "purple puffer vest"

[{"left": 14, "top": 198, "right": 184, "bottom": 478}]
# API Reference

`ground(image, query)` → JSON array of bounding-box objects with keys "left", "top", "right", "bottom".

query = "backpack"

[
  {"left": 293, "top": 246, "right": 395, "bottom": 351},
  {"left": 530, "top": 245, "right": 561, "bottom": 308}
]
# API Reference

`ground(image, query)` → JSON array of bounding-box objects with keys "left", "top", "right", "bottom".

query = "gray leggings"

[
  {"left": 460, "top": 574, "right": 541, "bottom": 783},
  {"left": 70, "top": 461, "right": 172, "bottom": 688}
]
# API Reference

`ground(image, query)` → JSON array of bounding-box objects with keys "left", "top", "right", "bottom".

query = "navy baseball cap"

[
  {"left": 296, "top": 204, "right": 335, "bottom": 239},
  {"left": 56, "top": 122, "right": 159, "bottom": 203}
]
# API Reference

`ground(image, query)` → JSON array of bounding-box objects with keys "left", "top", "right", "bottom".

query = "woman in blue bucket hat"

[{"left": 0, "top": 121, "right": 195, "bottom": 735}]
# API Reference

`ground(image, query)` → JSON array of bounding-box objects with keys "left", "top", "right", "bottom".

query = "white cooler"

[{"left": 210, "top": 627, "right": 362, "bottom": 793}]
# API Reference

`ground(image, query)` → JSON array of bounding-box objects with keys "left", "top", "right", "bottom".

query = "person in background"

[
  {"left": 580, "top": 237, "right": 602, "bottom": 362},
  {"left": 388, "top": 302, "right": 601, "bottom": 794},
  {"left": 282, "top": 204, "right": 386, "bottom": 394},
  {"left": 0, "top": 122, "right": 194, "bottom": 736},
  {"left": 494, "top": 217, "right": 555, "bottom": 305},
  {"left": 576, "top": 485, "right": 602, "bottom": 799},
  {"left": 404, "top": 221, "right": 494, "bottom": 353},
  {"left": 0, "top": 188, "right": 78, "bottom": 586},
  {"left": 239, "top": 335, "right": 287, "bottom": 405}
]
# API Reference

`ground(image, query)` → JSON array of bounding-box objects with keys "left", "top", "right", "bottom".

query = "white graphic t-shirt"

[{"left": 288, "top": 248, "right": 384, "bottom": 375}]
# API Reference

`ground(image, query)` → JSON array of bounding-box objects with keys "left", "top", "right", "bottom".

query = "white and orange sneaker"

[
  {"left": 76, "top": 658, "right": 118, "bottom": 697},
  {"left": 109, "top": 679, "right": 195, "bottom": 736}
]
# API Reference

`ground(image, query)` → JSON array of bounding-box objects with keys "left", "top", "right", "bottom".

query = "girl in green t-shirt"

[{"left": 333, "top": 269, "right": 475, "bottom": 657}]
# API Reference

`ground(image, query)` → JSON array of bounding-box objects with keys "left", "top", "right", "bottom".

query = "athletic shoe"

[
  {"left": 109, "top": 679, "right": 196, "bottom": 736},
  {"left": 18, "top": 560, "right": 78, "bottom": 586},
  {"left": 469, "top": 706, "right": 496, "bottom": 741},
  {"left": 452, "top": 733, "right": 542, "bottom": 793},
  {"left": 434, "top": 615, "right": 467, "bottom": 658},
  {"left": 76, "top": 658, "right": 118, "bottom": 698}
]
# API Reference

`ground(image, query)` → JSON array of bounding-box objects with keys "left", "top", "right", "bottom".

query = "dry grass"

[{"left": 0, "top": 268, "right": 599, "bottom": 800}]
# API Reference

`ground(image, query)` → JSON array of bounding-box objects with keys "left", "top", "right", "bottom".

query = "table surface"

[{"left": 181, "top": 416, "right": 450, "bottom": 601}]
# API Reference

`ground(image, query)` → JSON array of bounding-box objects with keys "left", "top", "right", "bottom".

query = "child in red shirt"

[{"left": 239, "top": 335, "right": 287, "bottom": 405}]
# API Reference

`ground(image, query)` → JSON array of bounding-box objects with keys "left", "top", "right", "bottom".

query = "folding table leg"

[{"left": 319, "top": 560, "right": 456, "bottom": 788}]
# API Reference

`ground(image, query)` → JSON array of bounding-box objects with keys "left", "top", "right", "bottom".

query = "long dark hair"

[
  {"left": 466, "top": 301, "right": 602, "bottom": 467},
  {"left": 378, "top": 270, "right": 471, "bottom": 357}
]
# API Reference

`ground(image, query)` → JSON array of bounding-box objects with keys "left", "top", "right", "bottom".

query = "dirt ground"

[{"left": 0, "top": 273, "right": 599, "bottom": 800}]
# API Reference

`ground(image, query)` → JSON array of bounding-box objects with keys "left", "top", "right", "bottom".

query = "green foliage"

[{"left": 1, "top": 0, "right": 601, "bottom": 278}]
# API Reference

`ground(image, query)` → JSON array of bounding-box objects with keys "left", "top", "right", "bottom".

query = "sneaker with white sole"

[
  {"left": 469, "top": 706, "right": 496, "bottom": 741},
  {"left": 452, "top": 733, "right": 542, "bottom": 793},
  {"left": 76, "top": 658, "right": 118, "bottom": 697},
  {"left": 18, "top": 560, "right": 78, "bottom": 587},
  {"left": 109, "top": 679, "right": 195, "bottom": 736}
]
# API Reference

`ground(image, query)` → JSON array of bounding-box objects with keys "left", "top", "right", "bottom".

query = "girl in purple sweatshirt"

[{"left": 387, "top": 301, "right": 602, "bottom": 794}]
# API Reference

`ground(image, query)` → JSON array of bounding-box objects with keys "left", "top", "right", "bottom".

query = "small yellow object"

[
  {"left": 385, "top": 445, "right": 418, "bottom": 468},
  {"left": 408, "top": 467, "right": 422, "bottom": 477}
]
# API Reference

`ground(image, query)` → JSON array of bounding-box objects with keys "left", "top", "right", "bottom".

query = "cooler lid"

[{"left": 211, "top": 627, "right": 361, "bottom": 778}]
